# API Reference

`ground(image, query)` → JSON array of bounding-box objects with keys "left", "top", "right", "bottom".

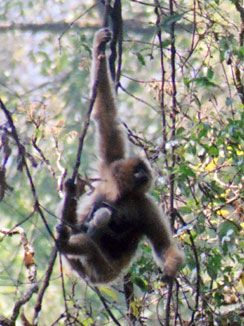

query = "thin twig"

[
  {"left": 119, "top": 82, "right": 156, "bottom": 110},
  {"left": 0, "top": 99, "right": 55, "bottom": 242},
  {"left": 58, "top": 4, "right": 97, "bottom": 53},
  {"left": 169, "top": 0, "right": 177, "bottom": 227},
  {"left": 124, "top": 274, "right": 136, "bottom": 326},
  {"left": 165, "top": 282, "right": 173, "bottom": 326},
  {"left": 12, "top": 285, "right": 39, "bottom": 324},
  {"left": 33, "top": 247, "right": 58, "bottom": 325},
  {"left": 94, "top": 287, "right": 122, "bottom": 326},
  {"left": 103, "top": 0, "right": 111, "bottom": 27},
  {"left": 0, "top": 226, "right": 38, "bottom": 325},
  {"left": 71, "top": 80, "right": 100, "bottom": 182},
  {"left": 154, "top": 0, "right": 168, "bottom": 165},
  {"left": 175, "top": 210, "right": 200, "bottom": 325},
  {"left": 109, "top": 0, "right": 123, "bottom": 86},
  {"left": 234, "top": 0, "right": 244, "bottom": 104}
]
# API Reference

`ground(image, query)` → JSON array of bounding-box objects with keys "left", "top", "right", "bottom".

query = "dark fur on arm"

[
  {"left": 56, "top": 179, "right": 78, "bottom": 250},
  {"left": 61, "top": 179, "right": 77, "bottom": 225}
]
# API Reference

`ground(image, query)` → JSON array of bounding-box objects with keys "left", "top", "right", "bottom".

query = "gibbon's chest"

[{"left": 94, "top": 195, "right": 145, "bottom": 260}]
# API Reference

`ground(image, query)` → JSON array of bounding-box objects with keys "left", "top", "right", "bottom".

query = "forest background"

[{"left": 1, "top": 0, "right": 244, "bottom": 325}]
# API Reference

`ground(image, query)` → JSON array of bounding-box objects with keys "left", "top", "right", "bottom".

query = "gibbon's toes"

[
  {"left": 64, "top": 178, "right": 76, "bottom": 194},
  {"left": 56, "top": 224, "right": 70, "bottom": 239},
  {"left": 161, "top": 274, "right": 174, "bottom": 284}
]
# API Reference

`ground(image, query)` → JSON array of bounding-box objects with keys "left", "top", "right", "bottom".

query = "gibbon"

[{"left": 56, "top": 28, "right": 184, "bottom": 284}]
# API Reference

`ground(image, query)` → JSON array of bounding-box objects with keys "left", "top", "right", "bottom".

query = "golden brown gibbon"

[{"left": 56, "top": 28, "right": 184, "bottom": 284}]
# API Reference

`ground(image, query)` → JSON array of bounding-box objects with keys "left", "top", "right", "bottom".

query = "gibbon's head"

[{"left": 111, "top": 157, "right": 152, "bottom": 195}]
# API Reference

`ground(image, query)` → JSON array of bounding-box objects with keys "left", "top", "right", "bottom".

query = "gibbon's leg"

[
  {"left": 56, "top": 225, "right": 118, "bottom": 283},
  {"left": 92, "top": 28, "right": 126, "bottom": 165}
]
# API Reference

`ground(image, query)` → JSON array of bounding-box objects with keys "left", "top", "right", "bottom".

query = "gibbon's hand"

[
  {"left": 94, "top": 28, "right": 112, "bottom": 55},
  {"left": 87, "top": 207, "right": 112, "bottom": 234}
]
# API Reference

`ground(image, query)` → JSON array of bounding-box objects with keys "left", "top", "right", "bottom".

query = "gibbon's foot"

[
  {"left": 161, "top": 274, "right": 174, "bottom": 284},
  {"left": 95, "top": 28, "right": 112, "bottom": 55},
  {"left": 64, "top": 178, "right": 76, "bottom": 195},
  {"left": 56, "top": 224, "right": 70, "bottom": 240}
]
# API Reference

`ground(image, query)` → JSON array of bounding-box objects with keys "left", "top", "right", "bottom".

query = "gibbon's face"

[{"left": 111, "top": 158, "right": 152, "bottom": 194}]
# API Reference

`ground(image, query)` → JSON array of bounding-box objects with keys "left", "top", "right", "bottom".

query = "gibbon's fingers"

[{"left": 94, "top": 28, "right": 112, "bottom": 55}]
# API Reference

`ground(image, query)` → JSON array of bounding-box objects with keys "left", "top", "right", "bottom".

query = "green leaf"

[
  {"left": 193, "top": 94, "right": 201, "bottom": 107},
  {"left": 208, "top": 145, "right": 219, "bottom": 156},
  {"left": 58, "top": 54, "right": 69, "bottom": 69},
  {"left": 207, "top": 67, "right": 214, "bottom": 80},
  {"left": 198, "top": 123, "right": 210, "bottom": 139},
  {"left": 226, "top": 97, "right": 233, "bottom": 106},
  {"left": 192, "top": 77, "right": 218, "bottom": 88},
  {"left": 206, "top": 254, "right": 221, "bottom": 280},
  {"left": 219, "top": 50, "right": 225, "bottom": 62},
  {"left": 218, "top": 221, "right": 239, "bottom": 239},
  {"left": 183, "top": 77, "right": 191, "bottom": 89},
  {"left": 133, "top": 277, "right": 148, "bottom": 292},
  {"left": 162, "top": 13, "right": 184, "bottom": 27},
  {"left": 179, "top": 165, "right": 196, "bottom": 177},
  {"left": 35, "top": 128, "right": 42, "bottom": 139},
  {"left": 161, "top": 39, "right": 171, "bottom": 48},
  {"left": 239, "top": 45, "right": 244, "bottom": 58},
  {"left": 136, "top": 52, "right": 146, "bottom": 66},
  {"left": 176, "top": 127, "right": 185, "bottom": 136},
  {"left": 179, "top": 206, "right": 192, "bottom": 214},
  {"left": 100, "top": 286, "right": 118, "bottom": 299}
]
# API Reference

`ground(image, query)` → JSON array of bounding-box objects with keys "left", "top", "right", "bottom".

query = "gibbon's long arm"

[
  {"left": 92, "top": 28, "right": 126, "bottom": 165},
  {"left": 143, "top": 199, "right": 184, "bottom": 280}
]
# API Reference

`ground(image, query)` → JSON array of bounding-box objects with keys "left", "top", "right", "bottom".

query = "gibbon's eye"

[{"left": 133, "top": 163, "right": 149, "bottom": 186}]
